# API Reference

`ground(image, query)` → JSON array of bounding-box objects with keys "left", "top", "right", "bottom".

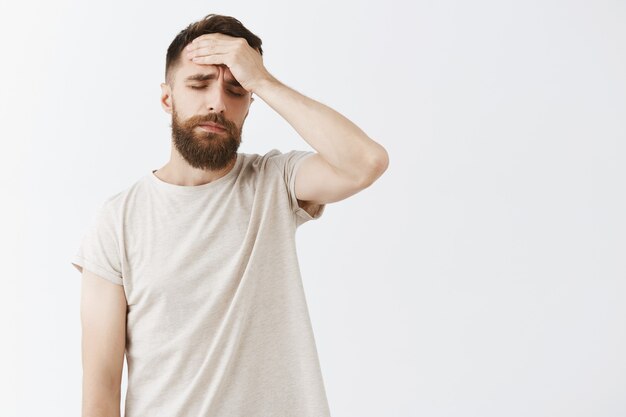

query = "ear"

[
  {"left": 160, "top": 82, "right": 173, "bottom": 115},
  {"left": 243, "top": 99, "right": 253, "bottom": 121}
]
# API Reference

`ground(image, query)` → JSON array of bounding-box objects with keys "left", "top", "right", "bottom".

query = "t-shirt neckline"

[{"left": 148, "top": 153, "right": 242, "bottom": 195}]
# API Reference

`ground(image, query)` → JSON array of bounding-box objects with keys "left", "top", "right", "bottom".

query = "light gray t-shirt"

[{"left": 71, "top": 149, "right": 330, "bottom": 417}]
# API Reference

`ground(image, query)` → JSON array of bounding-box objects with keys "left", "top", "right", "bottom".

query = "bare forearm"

[
  {"left": 252, "top": 75, "right": 388, "bottom": 180},
  {"left": 82, "top": 382, "right": 121, "bottom": 417}
]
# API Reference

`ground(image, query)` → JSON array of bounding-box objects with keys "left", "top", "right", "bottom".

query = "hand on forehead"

[
  {"left": 190, "top": 61, "right": 232, "bottom": 76},
  {"left": 182, "top": 32, "right": 266, "bottom": 92}
]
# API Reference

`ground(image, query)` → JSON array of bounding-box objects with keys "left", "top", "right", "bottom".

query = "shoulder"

[
  {"left": 263, "top": 148, "right": 315, "bottom": 172},
  {"left": 98, "top": 177, "right": 142, "bottom": 219},
  {"left": 243, "top": 148, "right": 281, "bottom": 168},
  {"left": 237, "top": 148, "right": 285, "bottom": 177}
]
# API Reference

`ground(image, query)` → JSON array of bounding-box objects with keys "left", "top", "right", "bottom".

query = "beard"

[{"left": 170, "top": 106, "right": 243, "bottom": 171}]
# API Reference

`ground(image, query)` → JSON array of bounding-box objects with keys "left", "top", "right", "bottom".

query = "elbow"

[
  {"left": 374, "top": 146, "right": 389, "bottom": 175},
  {"left": 359, "top": 146, "right": 389, "bottom": 188}
]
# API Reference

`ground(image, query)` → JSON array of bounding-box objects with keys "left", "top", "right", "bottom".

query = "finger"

[
  {"left": 186, "top": 46, "right": 229, "bottom": 62},
  {"left": 190, "top": 35, "right": 238, "bottom": 51},
  {"left": 190, "top": 33, "right": 216, "bottom": 44},
  {"left": 186, "top": 39, "right": 212, "bottom": 51},
  {"left": 187, "top": 44, "right": 223, "bottom": 56},
  {"left": 186, "top": 42, "right": 226, "bottom": 56},
  {"left": 191, "top": 53, "right": 228, "bottom": 65},
  {"left": 190, "top": 34, "right": 229, "bottom": 48},
  {"left": 192, "top": 33, "right": 234, "bottom": 44},
  {"left": 187, "top": 44, "right": 235, "bottom": 62}
]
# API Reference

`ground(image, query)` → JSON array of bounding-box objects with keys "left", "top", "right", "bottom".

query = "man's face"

[{"left": 160, "top": 56, "right": 253, "bottom": 171}]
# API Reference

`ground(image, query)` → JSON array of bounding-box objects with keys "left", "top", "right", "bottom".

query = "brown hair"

[{"left": 165, "top": 13, "right": 263, "bottom": 86}]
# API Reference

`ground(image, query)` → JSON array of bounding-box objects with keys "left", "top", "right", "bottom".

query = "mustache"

[{"left": 193, "top": 113, "right": 230, "bottom": 128}]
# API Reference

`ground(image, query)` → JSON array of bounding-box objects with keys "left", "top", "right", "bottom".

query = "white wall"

[{"left": 1, "top": 0, "right": 625, "bottom": 416}]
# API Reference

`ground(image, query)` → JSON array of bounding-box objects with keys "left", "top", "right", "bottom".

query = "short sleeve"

[
  {"left": 71, "top": 199, "right": 124, "bottom": 286},
  {"left": 269, "top": 149, "right": 326, "bottom": 227}
]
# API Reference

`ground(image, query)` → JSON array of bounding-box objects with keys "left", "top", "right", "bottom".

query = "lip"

[
  {"left": 199, "top": 122, "right": 225, "bottom": 129},
  {"left": 198, "top": 123, "right": 226, "bottom": 133}
]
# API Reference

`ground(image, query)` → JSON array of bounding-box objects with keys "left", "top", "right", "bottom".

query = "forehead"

[{"left": 179, "top": 60, "right": 234, "bottom": 79}]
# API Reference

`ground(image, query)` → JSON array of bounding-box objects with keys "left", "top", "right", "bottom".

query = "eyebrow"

[{"left": 184, "top": 73, "right": 244, "bottom": 89}]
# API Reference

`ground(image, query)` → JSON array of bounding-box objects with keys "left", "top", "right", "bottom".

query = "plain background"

[{"left": 2, "top": 0, "right": 625, "bottom": 416}]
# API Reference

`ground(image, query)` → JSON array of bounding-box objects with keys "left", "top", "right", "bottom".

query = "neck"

[{"left": 153, "top": 147, "right": 237, "bottom": 186}]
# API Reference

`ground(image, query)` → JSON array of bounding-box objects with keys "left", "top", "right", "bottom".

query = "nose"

[{"left": 205, "top": 66, "right": 228, "bottom": 114}]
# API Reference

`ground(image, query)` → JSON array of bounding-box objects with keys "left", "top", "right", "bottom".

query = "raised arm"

[{"left": 184, "top": 33, "right": 389, "bottom": 206}]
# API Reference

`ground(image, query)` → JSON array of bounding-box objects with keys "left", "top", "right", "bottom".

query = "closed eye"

[{"left": 189, "top": 85, "right": 244, "bottom": 97}]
